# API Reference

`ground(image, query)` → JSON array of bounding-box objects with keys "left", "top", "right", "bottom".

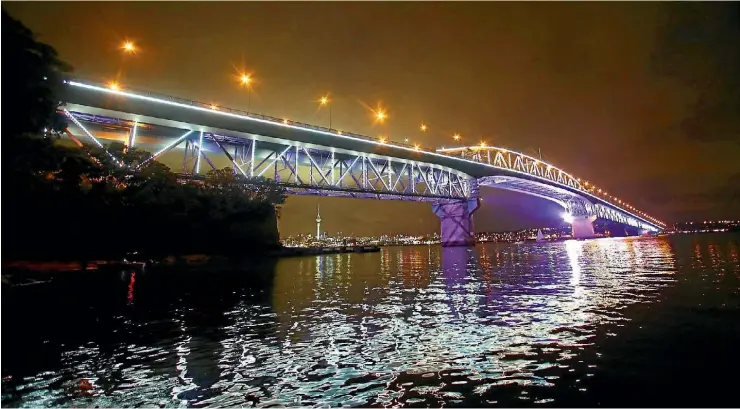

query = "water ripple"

[{"left": 3, "top": 235, "right": 740, "bottom": 407}]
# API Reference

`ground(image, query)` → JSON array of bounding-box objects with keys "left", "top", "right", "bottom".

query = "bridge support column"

[
  {"left": 433, "top": 198, "right": 480, "bottom": 247},
  {"left": 571, "top": 215, "right": 597, "bottom": 239}
]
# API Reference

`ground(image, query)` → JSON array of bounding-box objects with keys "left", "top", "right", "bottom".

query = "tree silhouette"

[
  {"left": 5, "top": 11, "right": 287, "bottom": 261},
  {"left": 2, "top": 8, "right": 71, "bottom": 138}
]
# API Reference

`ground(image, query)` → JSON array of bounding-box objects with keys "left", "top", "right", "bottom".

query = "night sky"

[{"left": 6, "top": 2, "right": 739, "bottom": 236}]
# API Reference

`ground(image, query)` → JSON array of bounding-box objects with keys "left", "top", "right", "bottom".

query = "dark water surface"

[{"left": 3, "top": 234, "right": 739, "bottom": 407}]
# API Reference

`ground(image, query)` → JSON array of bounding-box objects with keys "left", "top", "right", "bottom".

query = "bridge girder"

[
  {"left": 60, "top": 80, "right": 664, "bottom": 231},
  {"left": 66, "top": 111, "right": 474, "bottom": 203}
]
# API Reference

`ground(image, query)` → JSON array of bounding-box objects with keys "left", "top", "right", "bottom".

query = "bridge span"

[{"left": 60, "top": 80, "right": 665, "bottom": 246}]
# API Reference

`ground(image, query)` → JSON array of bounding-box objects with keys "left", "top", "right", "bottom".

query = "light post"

[
  {"left": 319, "top": 95, "right": 331, "bottom": 128},
  {"left": 240, "top": 74, "right": 253, "bottom": 113}
]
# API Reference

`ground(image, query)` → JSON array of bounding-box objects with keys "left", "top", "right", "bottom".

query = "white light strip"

[
  {"left": 64, "top": 109, "right": 124, "bottom": 167},
  {"left": 66, "top": 81, "right": 662, "bottom": 229},
  {"left": 196, "top": 131, "right": 204, "bottom": 174},
  {"left": 130, "top": 121, "right": 138, "bottom": 147}
]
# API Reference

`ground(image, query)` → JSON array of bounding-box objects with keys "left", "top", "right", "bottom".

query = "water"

[{"left": 2, "top": 234, "right": 739, "bottom": 407}]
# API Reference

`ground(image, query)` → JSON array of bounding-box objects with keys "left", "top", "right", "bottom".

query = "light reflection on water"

[{"left": 2, "top": 235, "right": 740, "bottom": 407}]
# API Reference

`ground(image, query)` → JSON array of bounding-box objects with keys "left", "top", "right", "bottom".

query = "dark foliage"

[
  {"left": 2, "top": 8, "right": 71, "bottom": 137},
  {"left": 3, "top": 11, "right": 287, "bottom": 261}
]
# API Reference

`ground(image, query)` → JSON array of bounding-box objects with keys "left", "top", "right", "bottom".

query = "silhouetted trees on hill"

[{"left": 3, "top": 8, "right": 286, "bottom": 261}]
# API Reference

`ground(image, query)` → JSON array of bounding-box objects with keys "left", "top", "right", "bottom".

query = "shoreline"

[{"left": 2, "top": 246, "right": 381, "bottom": 275}]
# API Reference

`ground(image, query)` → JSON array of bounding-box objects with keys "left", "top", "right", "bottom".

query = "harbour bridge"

[{"left": 60, "top": 80, "right": 665, "bottom": 246}]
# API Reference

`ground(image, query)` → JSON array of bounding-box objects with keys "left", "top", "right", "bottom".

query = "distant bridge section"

[{"left": 60, "top": 79, "right": 665, "bottom": 245}]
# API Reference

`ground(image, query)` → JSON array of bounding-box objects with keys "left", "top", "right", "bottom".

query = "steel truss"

[
  {"left": 65, "top": 111, "right": 658, "bottom": 230},
  {"left": 213, "top": 136, "right": 473, "bottom": 202},
  {"left": 68, "top": 112, "right": 474, "bottom": 202},
  {"left": 444, "top": 147, "right": 582, "bottom": 190}
]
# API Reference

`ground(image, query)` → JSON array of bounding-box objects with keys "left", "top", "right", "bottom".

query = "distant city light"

[
  {"left": 108, "top": 81, "right": 120, "bottom": 90},
  {"left": 453, "top": 134, "right": 461, "bottom": 141},
  {"left": 320, "top": 96, "right": 329, "bottom": 105},
  {"left": 379, "top": 137, "right": 387, "bottom": 144},
  {"left": 210, "top": 104, "right": 218, "bottom": 110},
  {"left": 420, "top": 123, "right": 427, "bottom": 132},
  {"left": 480, "top": 141, "right": 487, "bottom": 147},
  {"left": 404, "top": 138, "right": 409, "bottom": 143},
  {"left": 414, "top": 144, "right": 421, "bottom": 151}
]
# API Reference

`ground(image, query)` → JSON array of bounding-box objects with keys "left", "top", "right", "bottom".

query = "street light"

[
  {"left": 319, "top": 95, "right": 332, "bottom": 128},
  {"left": 453, "top": 133, "right": 461, "bottom": 141},
  {"left": 122, "top": 41, "right": 136, "bottom": 54},
  {"left": 420, "top": 123, "right": 428, "bottom": 132},
  {"left": 375, "top": 108, "right": 386, "bottom": 123},
  {"left": 108, "top": 81, "right": 120, "bottom": 91}
]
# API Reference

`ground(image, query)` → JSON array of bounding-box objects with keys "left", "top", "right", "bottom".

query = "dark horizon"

[{"left": 5, "top": 2, "right": 738, "bottom": 236}]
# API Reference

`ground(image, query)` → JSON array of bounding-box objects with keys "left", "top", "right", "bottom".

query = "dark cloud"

[{"left": 5, "top": 2, "right": 738, "bottom": 235}]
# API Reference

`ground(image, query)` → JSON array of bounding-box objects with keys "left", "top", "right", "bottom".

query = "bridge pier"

[
  {"left": 571, "top": 215, "right": 597, "bottom": 239},
  {"left": 433, "top": 198, "right": 480, "bottom": 247}
]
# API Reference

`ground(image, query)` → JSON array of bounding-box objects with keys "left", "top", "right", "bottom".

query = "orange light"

[
  {"left": 108, "top": 81, "right": 120, "bottom": 91},
  {"left": 122, "top": 41, "right": 136, "bottom": 53},
  {"left": 320, "top": 96, "right": 329, "bottom": 105},
  {"left": 379, "top": 137, "right": 387, "bottom": 144},
  {"left": 282, "top": 119, "right": 288, "bottom": 124},
  {"left": 376, "top": 110, "right": 386, "bottom": 122},
  {"left": 240, "top": 74, "right": 251, "bottom": 86},
  {"left": 414, "top": 144, "right": 421, "bottom": 151},
  {"left": 210, "top": 104, "right": 218, "bottom": 110},
  {"left": 453, "top": 134, "right": 461, "bottom": 141},
  {"left": 404, "top": 138, "right": 409, "bottom": 143},
  {"left": 480, "top": 141, "right": 487, "bottom": 148},
  {"left": 420, "top": 124, "right": 428, "bottom": 132}
]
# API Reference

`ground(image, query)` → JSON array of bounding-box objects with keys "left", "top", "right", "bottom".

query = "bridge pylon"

[
  {"left": 433, "top": 198, "right": 480, "bottom": 247},
  {"left": 565, "top": 198, "right": 597, "bottom": 239}
]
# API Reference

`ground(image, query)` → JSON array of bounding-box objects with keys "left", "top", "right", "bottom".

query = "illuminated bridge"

[{"left": 60, "top": 80, "right": 665, "bottom": 246}]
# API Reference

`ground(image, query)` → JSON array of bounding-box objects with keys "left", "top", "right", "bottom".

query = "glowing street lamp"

[
  {"left": 108, "top": 81, "right": 120, "bottom": 91},
  {"left": 122, "top": 41, "right": 136, "bottom": 54},
  {"left": 420, "top": 123, "right": 428, "bottom": 132},
  {"left": 453, "top": 133, "right": 461, "bottom": 141},
  {"left": 319, "top": 95, "right": 332, "bottom": 128},
  {"left": 374, "top": 108, "right": 386, "bottom": 123}
]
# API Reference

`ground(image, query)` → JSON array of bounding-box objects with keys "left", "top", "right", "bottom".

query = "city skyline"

[{"left": 5, "top": 2, "right": 738, "bottom": 236}]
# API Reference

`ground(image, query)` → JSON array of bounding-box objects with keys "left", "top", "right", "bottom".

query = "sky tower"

[{"left": 316, "top": 204, "right": 322, "bottom": 238}]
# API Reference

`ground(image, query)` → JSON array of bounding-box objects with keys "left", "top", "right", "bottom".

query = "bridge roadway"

[{"left": 61, "top": 80, "right": 663, "bottom": 245}]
